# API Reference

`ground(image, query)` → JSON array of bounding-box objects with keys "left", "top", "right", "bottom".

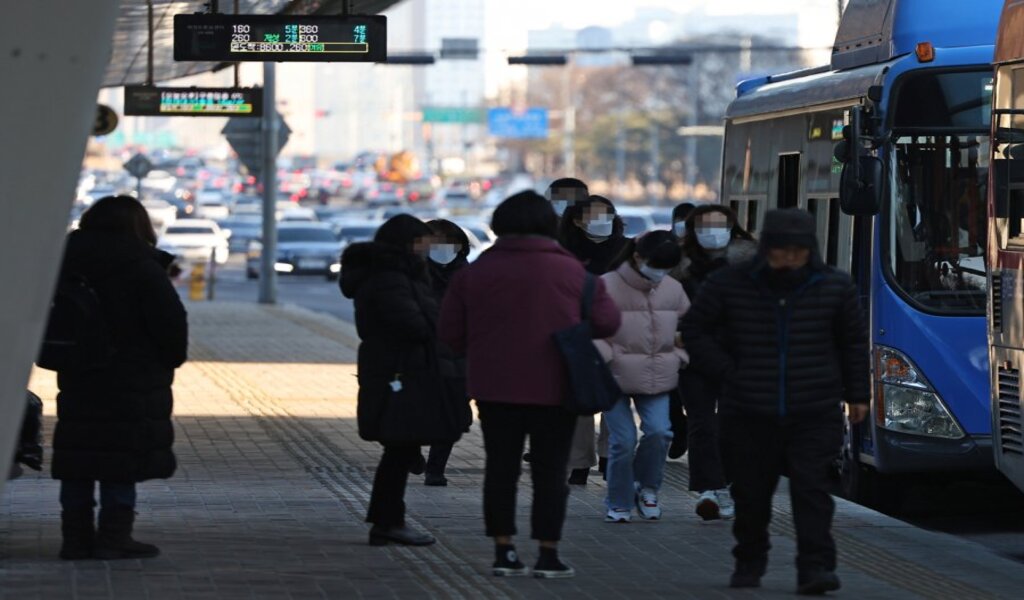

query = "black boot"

[
  {"left": 729, "top": 557, "right": 767, "bottom": 588},
  {"left": 59, "top": 507, "right": 95, "bottom": 560},
  {"left": 409, "top": 452, "right": 426, "bottom": 475},
  {"left": 368, "top": 524, "right": 436, "bottom": 546},
  {"left": 797, "top": 569, "right": 841, "bottom": 595},
  {"left": 94, "top": 507, "right": 160, "bottom": 560},
  {"left": 568, "top": 468, "right": 589, "bottom": 485}
]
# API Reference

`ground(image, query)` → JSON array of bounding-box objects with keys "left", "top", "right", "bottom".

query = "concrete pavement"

[{"left": 3, "top": 301, "right": 1024, "bottom": 599}]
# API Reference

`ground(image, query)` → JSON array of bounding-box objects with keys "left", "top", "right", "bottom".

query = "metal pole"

[
  {"left": 615, "top": 110, "right": 625, "bottom": 197},
  {"left": 146, "top": 0, "right": 154, "bottom": 85},
  {"left": 259, "top": 62, "right": 278, "bottom": 304},
  {"left": 562, "top": 64, "right": 576, "bottom": 177},
  {"left": 684, "top": 63, "right": 699, "bottom": 195},
  {"left": 136, "top": 176, "right": 143, "bottom": 201}
]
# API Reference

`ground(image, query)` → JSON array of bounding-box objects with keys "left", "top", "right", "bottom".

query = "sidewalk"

[{"left": 3, "top": 300, "right": 1023, "bottom": 599}]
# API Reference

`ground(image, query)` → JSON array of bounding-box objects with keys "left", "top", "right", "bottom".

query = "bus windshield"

[{"left": 889, "top": 135, "right": 989, "bottom": 313}]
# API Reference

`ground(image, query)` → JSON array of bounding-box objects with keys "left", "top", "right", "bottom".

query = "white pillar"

[{"left": 0, "top": 0, "right": 121, "bottom": 496}]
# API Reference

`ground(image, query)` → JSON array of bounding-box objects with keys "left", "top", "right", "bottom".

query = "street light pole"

[
  {"left": 562, "top": 64, "right": 576, "bottom": 177},
  {"left": 258, "top": 62, "right": 278, "bottom": 305}
]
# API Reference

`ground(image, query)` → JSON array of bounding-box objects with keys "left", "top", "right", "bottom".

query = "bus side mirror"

[{"left": 839, "top": 156, "right": 883, "bottom": 215}]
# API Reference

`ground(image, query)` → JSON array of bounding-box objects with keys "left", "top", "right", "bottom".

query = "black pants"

[
  {"left": 680, "top": 369, "right": 727, "bottom": 491},
  {"left": 478, "top": 401, "right": 576, "bottom": 541},
  {"left": 723, "top": 411, "right": 843, "bottom": 573},
  {"left": 366, "top": 444, "right": 421, "bottom": 528},
  {"left": 668, "top": 386, "right": 687, "bottom": 447},
  {"left": 426, "top": 442, "right": 454, "bottom": 476}
]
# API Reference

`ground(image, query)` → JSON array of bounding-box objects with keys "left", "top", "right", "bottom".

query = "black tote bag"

[
  {"left": 553, "top": 273, "right": 621, "bottom": 415},
  {"left": 376, "top": 344, "right": 465, "bottom": 446}
]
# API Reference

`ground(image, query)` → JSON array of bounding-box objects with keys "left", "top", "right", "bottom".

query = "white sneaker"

[
  {"left": 716, "top": 488, "right": 735, "bottom": 520},
  {"left": 695, "top": 490, "right": 721, "bottom": 521},
  {"left": 605, "top": 508, "right": 632, "bottom": 523},
  {"left": 635, "top": 487, "right": 662, "bottom": 520}
]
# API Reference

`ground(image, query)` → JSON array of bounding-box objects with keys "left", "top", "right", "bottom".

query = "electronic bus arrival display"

[
  {"left": 124, "top": 86, "right": 263, "bottom": 117},
  {"left": 173, "top": 14, "right": 387, "bottom": 62}
]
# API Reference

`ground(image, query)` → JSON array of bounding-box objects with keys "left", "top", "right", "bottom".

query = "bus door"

[{"left": 990, "top": 64, "right": 1024, "bottom": 492}]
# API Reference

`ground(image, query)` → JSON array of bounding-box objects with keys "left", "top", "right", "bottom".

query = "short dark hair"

[
  {"left": 635, "top": 230, "right": 682, "bottom": 269},
  {"left": 672, "top": 202, "right": 696, "bottom": 223},
  {"left": 546, "top": 177, "right": 589, "bottom": 198},
  {"left": 79, "top": 195, "right": 157, "bottom": 246},
  {"left": 491, "top": 190, "right": 558, "bottom": 238}
]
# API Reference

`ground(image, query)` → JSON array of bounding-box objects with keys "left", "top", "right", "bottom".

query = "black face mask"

[{"left": 766, "top": 265, "right": 811, "bottom": 290}]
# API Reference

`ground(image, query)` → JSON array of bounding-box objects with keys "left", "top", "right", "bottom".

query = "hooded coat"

[
  {"left": 595, "top": 262, "right": 690, "bottom": 395},
  {"left": 670, "top": 238, "right": 759, "bottom": 300},
  {"left": 679, "top": 236, "right": 870, "bottom": 418},
  {"left": 340, "top": 241, "right": 444, "bottom": 441},
  {"left": 51, "top": 229, "right": 188, "bottom": 483}
]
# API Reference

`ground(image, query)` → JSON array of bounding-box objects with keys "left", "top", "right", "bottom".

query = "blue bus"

[{"left": 722, "top": 0, "right": 1001, "bottom": 506}]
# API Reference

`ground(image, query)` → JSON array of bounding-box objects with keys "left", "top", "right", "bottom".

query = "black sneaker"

[
  {"left": 797, "top": 570, "right": 841, "bottom": 595},
  {"left": 424, "top": 473, "right": 448, "bottom": 487},
  {"left": 534, "top": 556, "right": 575, "bottom": 579},
  {"left": 729, "top": 558, "right": 767, "bottom": 589},
  {"left": 492, "top": 547, "right": 528, "bottom": 577}
]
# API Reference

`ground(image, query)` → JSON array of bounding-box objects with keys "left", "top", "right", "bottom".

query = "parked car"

[
  {"left": 160, "top": 219, "right": 230, "bottom": 264},
  {"left": 246, "top": 223, "right": 343, "bottom": 280}
]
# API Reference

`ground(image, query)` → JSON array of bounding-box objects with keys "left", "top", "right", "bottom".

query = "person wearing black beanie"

[{"left": 680, "top": 208, "right": 869, "bottom": 593}]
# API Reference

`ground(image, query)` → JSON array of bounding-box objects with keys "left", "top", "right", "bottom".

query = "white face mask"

[
  {"left": 673, "top": 221, "right": 687, "bottom": 237},
  {"left": 584, "top": 218, "right": 614, "bottom": 238},
  {"left": 429, "top": 244, "right": 458, "bottom": 265},
  {"left": 552, "top": 200, "right": 569, "bottom": 216},
  {"left": 638, "top": 263, "right": 669, "bottom": 284},
  {"left": 696, "top": 228, "right": 731, "bottom": 250}
]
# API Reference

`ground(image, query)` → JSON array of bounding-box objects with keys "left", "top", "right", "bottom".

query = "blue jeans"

[
  {"left": 59, "top": 480, "right": 136, "bottom": 510},
  {"left": 603, "top": 393, "right": 673, "bottom": 510}
]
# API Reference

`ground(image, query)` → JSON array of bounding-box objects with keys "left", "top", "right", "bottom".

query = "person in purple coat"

[{"left": 439, "top": 191, "right": 621, "bottom": 579}]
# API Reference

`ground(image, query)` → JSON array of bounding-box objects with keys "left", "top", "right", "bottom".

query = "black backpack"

[{"left": 37, "top": 274, "right": 113, "bottom": 372}]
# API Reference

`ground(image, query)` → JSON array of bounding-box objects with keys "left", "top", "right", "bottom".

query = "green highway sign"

[{"left": 421, "top": 107, "right": 485, "bottom": 124}]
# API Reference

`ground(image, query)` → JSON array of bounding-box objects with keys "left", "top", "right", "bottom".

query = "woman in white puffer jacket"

[{"left": 595, "top": 230, "right": 690, "bottom": 523}]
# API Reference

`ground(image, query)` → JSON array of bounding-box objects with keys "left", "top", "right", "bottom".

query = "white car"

[
  {"left": 195, "top": 198, "right": 230, "bottom": 220},
  {"left": 616, "top": 206, "right": 658, "bottom": 237},
  {"left": 142, "top": 199, "right": 177, "bottom": 233},
  {"left": 141, "top": 170, "right": 177, "bottom": 193},
  {"left": 160, "top": 219, "right": 229, "bottom": 264}
]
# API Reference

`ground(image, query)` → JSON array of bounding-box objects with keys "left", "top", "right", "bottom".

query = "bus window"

[
  {"left": 993, "top": 66, "right": 1024, "bottom": 247},
  {"left": 747, "top": 199, "right": 760, "bottom": 234},
  {"left": 889, "top": 135, "right": 989, "bottom": 313},
  {"left": 778, "top": 154, "right": 800, "bottom": 208}
]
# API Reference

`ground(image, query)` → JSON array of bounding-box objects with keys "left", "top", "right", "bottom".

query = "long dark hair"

[
  {"left": 79, "top": 195, "right": 157, "bottom": 246},
  {"left": 682, "top": 204, "right": 755, "bottom": 261}
]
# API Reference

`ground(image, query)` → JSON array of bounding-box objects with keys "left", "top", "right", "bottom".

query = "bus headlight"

[{"left": 875, "top": 346, "right": 964, "bottom": 439}]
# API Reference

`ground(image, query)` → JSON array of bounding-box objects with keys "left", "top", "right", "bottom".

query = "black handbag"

[
  {"left": 376, "top": 344, "right": 465, "bottom": 446},
  {"left": 553, "top": 273, "right": 622, "bottom": 415}
]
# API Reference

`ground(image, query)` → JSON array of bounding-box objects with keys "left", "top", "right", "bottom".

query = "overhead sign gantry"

[{"left": 173, "top": 13, "right": 387, "bottom": 62}]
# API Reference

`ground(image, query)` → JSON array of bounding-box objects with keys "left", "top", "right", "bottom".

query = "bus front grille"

[{"left": 998, "top": 365, "right": 1023, "bottom": 455}]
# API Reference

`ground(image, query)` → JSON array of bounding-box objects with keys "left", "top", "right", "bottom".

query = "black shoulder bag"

[{"left": 553, "top": 273, "right": 621, "bottom": 415}]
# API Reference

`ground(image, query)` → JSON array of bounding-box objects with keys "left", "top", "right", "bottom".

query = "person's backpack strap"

[{"left": 581, "top": 272, "right": 596, "bottom": 324}]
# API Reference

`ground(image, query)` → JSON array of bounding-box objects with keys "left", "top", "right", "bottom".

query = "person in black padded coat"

[
  {"left": 53, "top": 195, "right": 188, "bottom": 561},
  {"left": 340, "top": 214, "right": 445, "bottom": 547}
]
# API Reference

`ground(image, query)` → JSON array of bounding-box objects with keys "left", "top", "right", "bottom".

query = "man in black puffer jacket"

[{"left": 680, "top": 208, "right": 869, "bottom": 595}]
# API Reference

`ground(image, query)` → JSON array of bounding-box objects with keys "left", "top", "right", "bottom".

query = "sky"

[{"left": 487, "top": 0, "right": 842, "bottom": 51}]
